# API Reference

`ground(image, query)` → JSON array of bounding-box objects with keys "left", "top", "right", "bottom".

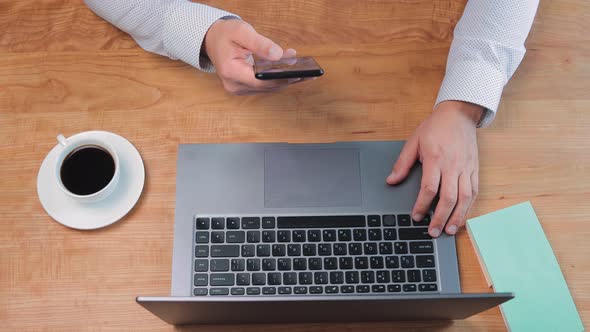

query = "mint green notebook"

[{"left": 467, "top": 201, "right": 583, "bottom": 332}]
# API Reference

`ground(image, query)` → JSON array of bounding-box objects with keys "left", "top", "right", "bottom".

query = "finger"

[
  {"left": 233, "top": 24, "right": 283, "bottom": 60},
  {"left": 429, "top": 171, "right": 459, "bottom": 237},
  {"left": 412, "top": 162, "right": 441, "bottom": 222},
  {"left": 445, "top": 172, "right": 473, "bottom": 235},
  {"left": 387, "top": 136, "right": 419, "bottom": 185}
]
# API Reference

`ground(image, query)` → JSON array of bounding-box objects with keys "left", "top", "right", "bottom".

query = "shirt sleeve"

[
  {"left": 435, "top": 0, "right": 539, "bottom": 127},
  {"left": 83, "top": 0, "right": 240, "bottom": 72}
]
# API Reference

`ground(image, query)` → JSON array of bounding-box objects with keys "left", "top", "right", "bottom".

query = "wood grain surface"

[{"left": 1, "top": 0, "right": 589, "bottom": 331}]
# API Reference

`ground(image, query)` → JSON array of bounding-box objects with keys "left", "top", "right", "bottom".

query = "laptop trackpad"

[{"left": 264, "top": 148, "right": 362, "bottom": 208}]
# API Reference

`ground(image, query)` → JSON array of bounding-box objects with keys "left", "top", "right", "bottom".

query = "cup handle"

[{"left": 57, "top": 134, "right": 67, "bottom": 147}]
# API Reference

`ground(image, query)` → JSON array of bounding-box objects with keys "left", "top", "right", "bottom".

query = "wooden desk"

[{"left": 1, "top": 0, "right": 588, "bottom": 330}]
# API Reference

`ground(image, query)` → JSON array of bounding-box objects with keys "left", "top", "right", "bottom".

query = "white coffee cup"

[{"left": 55, "top": 133, "right": 120, "bottom": 204}]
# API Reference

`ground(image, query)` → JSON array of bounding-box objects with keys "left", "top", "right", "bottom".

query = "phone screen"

[{"left": 254, "top": 57, "right": 323, "bottom": 80}]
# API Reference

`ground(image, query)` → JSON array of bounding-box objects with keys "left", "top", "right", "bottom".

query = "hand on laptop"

[
  {"left": 204, "top": 19, "right": 305, "bottom": 95},
  {"left": 387, "top": 101, "right": 484, "bottom": 237}
]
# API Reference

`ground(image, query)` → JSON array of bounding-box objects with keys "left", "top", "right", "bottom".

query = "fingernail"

[
  {"left": 288, "top": 78, "right": 302, "bottom": 84},
  {"left": 413, "top": 214, "right": 423, "bottom": 221},
  {"left": 386, "top": 172, "right": 396, "bottom": 183},
  {"left": 268, "top": 45, "right": 282, "bottom": 60},
  {"left": 430, "top": 228, "right": 441, "bottom": 237},
  {"left": 448, "top": 225, "right": 458, "bottom": 235}
]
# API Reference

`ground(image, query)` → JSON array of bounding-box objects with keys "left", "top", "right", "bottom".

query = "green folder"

[{"left": 467, "top": 201, "right": 583, "bottom": 332}]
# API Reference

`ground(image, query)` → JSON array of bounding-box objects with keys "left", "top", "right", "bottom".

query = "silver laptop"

[{"left": 137, "top": 141, "right": 513, "bottom": 325}]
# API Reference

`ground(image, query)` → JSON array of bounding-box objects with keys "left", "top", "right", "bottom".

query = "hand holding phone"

[{"left": 254, "top": 56, "right": 324, "bottom": 80}]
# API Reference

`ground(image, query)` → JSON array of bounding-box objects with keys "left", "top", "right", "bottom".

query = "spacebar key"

[
  {"left": 399, "top": 228, "right": 431, "bottom": 240},
  {"left": 278, "top": 216, "right": 366, "bottom": 228},
  {"left": 211, "top": 245, "right": 240, "bottom": 257}
]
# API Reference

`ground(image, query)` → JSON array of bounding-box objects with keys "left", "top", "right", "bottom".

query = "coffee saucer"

[{"left": 37, "top": 131, "right": 145, "bottom": 230}]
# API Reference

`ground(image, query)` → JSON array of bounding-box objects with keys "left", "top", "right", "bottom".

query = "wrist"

[{"left": 436, "top": 100, "right": 484, "bottom": 126}]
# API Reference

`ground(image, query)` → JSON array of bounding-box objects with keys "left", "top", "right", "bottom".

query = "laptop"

[{"left": 137, "top": 141, "right": 513, "bottom": 325}]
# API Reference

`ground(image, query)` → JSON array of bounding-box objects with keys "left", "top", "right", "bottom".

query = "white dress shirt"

[{"left": 84, "top": 0, "right": 538, "bottom": 127}]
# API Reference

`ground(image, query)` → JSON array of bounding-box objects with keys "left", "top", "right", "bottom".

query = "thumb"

[
  {"left": 387, "top": 137, "right": 419, "bottom": 185},
  {"left": 234, "top": 23, "right": 283, "bottom": 60}
]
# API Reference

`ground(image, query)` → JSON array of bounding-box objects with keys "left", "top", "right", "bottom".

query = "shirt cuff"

[
  {"left": 162, "top": 1, "right": 239, "bottom": 72},
  {"left": 435, "top": 60, "right": 506, "bottom": 128}
]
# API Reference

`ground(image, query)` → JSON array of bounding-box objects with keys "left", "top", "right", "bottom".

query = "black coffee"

[{"left": 60, "top": 145, "right": 115, "bottom": 196}]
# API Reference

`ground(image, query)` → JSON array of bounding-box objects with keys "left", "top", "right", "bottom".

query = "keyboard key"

[
  {"left": 212, "top": 217, "right": 225, "bottom": 229},
  {"left": 242, "top": 245, "right": 255, "bottom": 257},
  {"left": 310, "top": 286, "right": 323, "bottom": 294},
  {"left": 292, "top": 230, "right": 306, "bottom": 242},
  {"left": 252, "top": 273, "right": 266, "bottom": 285},
  {"left": 194, "top": 274, "right": 207, "bottom": 286},
  {"left": 399, "top": 228, "right": 431, "bottom": 240},
  {"left": 278, "top": 230, "right": 291, "bottom": 242},
  {"left": 361, "top": 271, "right": 375, "bottom": 283},
  {"left": 376, "top": 270, "right": 390, "bottom": 283},
  {"left": 262, "top": 217, "right": 275, "bottom": 229},
  {"left": 242, "top": 217, "right": 261, "bottom": 229},
  {"left": 403, "top": 284, "right": 417, "bottom": 292},
  {"left": 293, "top": 258, "right": 307, "bottom": 270},
  {"left": 398, "top": 214, "right": 411, "bottom": 226},
  {"left": 195, "top": 245, "right": 208, "bottom": 257},
  {"left": 341, "top": 285, "right": 355, "bottom": 293},
  {"left": 294, "top": 286, "right": 308, "bottom": 294},
  {"left": 262, "top": 258, "right": 276, "bottom": 271},
  {"left": 419, "top": 284, "right": 438, "bottom": 292},
  {"left": 277, "top": 215, "right": 366, "bottom": 228},
  {"left": 338, "top": 229, "right": 352, "bottom": 241},
  {"left": 308, "top": 230, "right": 321, "bottom": 242},
  {"left": 303, "top": 244, "right": 316, "bottom": 256},
  {"left": 339, "top": 257, "right": 353, "bottom": 269},
  {"left": 268, "top": 272, "right": 281, "bottom": 285},
  {"left": 329, "top": 271, "right": 344, "bottom": 284},
  {"left": 401, "top": 256, "right": 415, "bottom": 268},
  {"left": 387, "top": 284, "right": 401, "bottom": 293},
  {"left": 231, "top": 287, "right": 245, "bottom": 295},
  {"left": 194, "top": 259, "right": 208, "bottom": 272},
  {"left": 227, "top": 217, "right": 240, "bottom": 229},
  {"left": 210, "top": 288, "right": 230, "bottom": 295},
  {"left": 272, "top": 244, "right": 286, "bottom": 256},
  {"left": 392, "top": 270, "right": 405, "bottom": 283},
  {"left": 353, "top": 229, "right": 367, "bottom": 241},
  {"left": 309, "top": 258, "right": 322, "bottom": 270},
  {"left": 227, "top": 231, "right": 245, "bottom": 243},
  {"left": 383, "top": 215, "right": 396, "bottom": 226},
  {"left": 324, "top": 257, "right": 337, "bottom": 270},
  {"left": 211, "top": 259, "right": 230, "bottom": 271},
  {"left": 423, "top": 269, "right": 437, "bottom": 282},
  {"left": 262, "top": 287, "right": 276, "bottom": 295},
  {"left": 394, "top": 242, "right": 408, "bottom": 254},
  {"left": 247, "top": 287, "right": 261, "bottom": 295},
  {"left": 345, "top": 271, "right": 360, "bottom": 284},
  {"left": 385, "top": 256, "right": 399, "bottom": 268},
  {"left": 237, "top": 273, "right": 250, "bottom": 286},
  {"left": 372, "top": 285, "right": 385, "bottom": 293},
  {"left": 370, "top": 256, "right": 384, "bottom": 269},
  {"left": 356, "top": 285, "right": 370, "bottom": 293},
  {"left": 193, "top": 288, "right": 208, "bottom": 296},
  {"left": 379, "top": 242, "right": 393, "bottom": 255},
  {"left": 247, "top": 258, "right": 260, "bottom": 271},
  {"left": 195, "top": 232, "right": 209, "bottom": 243},
  {"left": 299, "top": 272, "right": 313, "bottom": 285},
  {"left": 348, "top": 243, "right": 363, "bottom": 255},
  {"left": 318, "top": 244, "right": 332, "bottom": 256},
  {"left": 247, "top": 231, "right": 261, "bottom": 243},
  {"left": 256, "top": 244, "right": 270, "bottom": 257},
  {"left": 210, "top": 273, "right": 235, "bottom": 286},
  {"left": 287, "top": 244, "right": 301, "bottom": 256},
  {"left": 323, "top": 230, "right": 336, "bottom": 242},
  {"left": 325, "top": 286, "right": 339, "bottom": 294},
  {"left": 278, "top": 287, "right": 292, "bottom": 295},
  {"left": 231, "top": 259, "right": 245, "bottom": 271},
  {"left": 368, "top": 215, "right": 381, "bottom": 227},
  {"left": 196, "top": 218, "right": 210, "bottom": 230},
  {"left": 354, "top": 257, "right": 368, "bottom": 269},
  {"left": 333, "top": 243, "right": 347, "bottom": 256},
  {"left": 262, "top": 231, "right": 276, "bottom": 243},
  {"left": 364, "top": 242, "right": 378, "bottom": 255},
  {"left": 211, "top": 245, "right": 240, "bottom": 257},
  {"left": 416, "top": 255, "right": 436, "bottom": 268},
  {"left": 383, "top": 228, "right": 397, "bottom": 240},
  {"left": 314, "top": 272, "right": 328, "bottom": 284},
  {"left": 283, "top": 272, "right": 297, "bottom": 285},
  {"left": 211, "top": 231, "right": 224, "bottom": 243},
  {"left": 278, "top": 258, "right": 292, "bottom": 271},
  {"left": 407, "top": 269, "right": 421, "bottom": 282},
  {"left": 413, "top": 214, "right": 432, "bottom": 226},
  {"left": 410, "top": 241, "right": 434, "bottom": 253},
  {"left": 369, "top": 229, "right": 382, "bottom": 241}
]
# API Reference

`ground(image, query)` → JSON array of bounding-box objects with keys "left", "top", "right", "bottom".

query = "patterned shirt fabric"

[{"left": 84, "top": 0, "right": 539, "bottom": 127}]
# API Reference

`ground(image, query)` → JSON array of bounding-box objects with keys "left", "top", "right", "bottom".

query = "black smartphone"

[{"left": 254, "top": 56, "right": 324, "bottom": 80}]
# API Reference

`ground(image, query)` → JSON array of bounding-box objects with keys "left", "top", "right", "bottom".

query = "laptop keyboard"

[{"left": 192, "top": 215, "right": 438, "bottom": 296}]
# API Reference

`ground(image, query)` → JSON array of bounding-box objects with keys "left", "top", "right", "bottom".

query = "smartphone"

[{"left": 254, "top": 56, "right": 324, "bottom": 80}]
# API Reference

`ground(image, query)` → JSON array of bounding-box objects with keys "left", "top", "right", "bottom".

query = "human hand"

[
  {"left": 204, "top": 19, "right": 307, "bottom": 95},
  {"left": 386, "top": 101, "right": 484, "bottom": 237}
]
